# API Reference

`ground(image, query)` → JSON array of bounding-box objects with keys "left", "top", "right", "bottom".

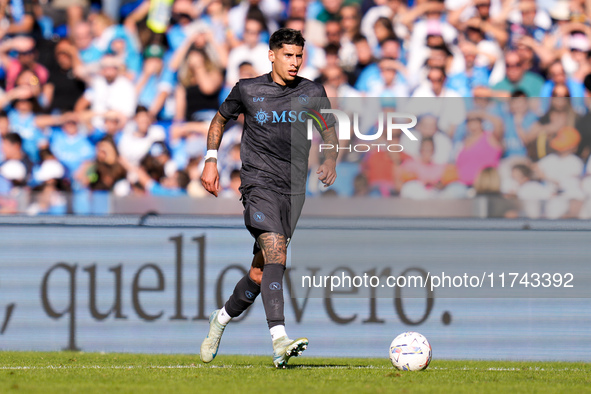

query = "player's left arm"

[{"left": 316, "top": 125, "right": 338, "bottom": 187}]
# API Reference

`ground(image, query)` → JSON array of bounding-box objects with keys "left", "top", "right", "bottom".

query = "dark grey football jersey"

[{"left": 219, "top": 73, "right": 335, "bottom": 195}]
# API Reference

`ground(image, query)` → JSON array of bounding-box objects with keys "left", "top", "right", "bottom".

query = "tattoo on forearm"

[
  {"left": 207, "top": 112, "right": 229, "bottom": 150},
  {"left": 320, "top": 126, "right": 338, "bottom": 162},
  {"left": 258, "top": 232, "right": 287, "bottom": 266}
]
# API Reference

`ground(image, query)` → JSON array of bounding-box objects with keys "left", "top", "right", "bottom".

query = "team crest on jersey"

[
  {"left": 254, "top": 109, "right": 269, "bottom": 125},
  {"left": 298, "top": 94, "right": 309, "bottom": 105}
]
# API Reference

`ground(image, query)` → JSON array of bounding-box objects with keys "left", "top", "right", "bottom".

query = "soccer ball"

[{"left": 389, "top": 331, "right": 432, "bottom": 371}]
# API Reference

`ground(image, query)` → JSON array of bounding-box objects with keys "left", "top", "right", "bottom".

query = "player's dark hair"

[
  {"left": 2, "top": 132, "right": 22, "bottom": 146},
  {"left": 239, "top": 61, "right": 253, "bottom": 69},
  {"left": 269, "top": 28, "right": 305, "bottom": 50}
]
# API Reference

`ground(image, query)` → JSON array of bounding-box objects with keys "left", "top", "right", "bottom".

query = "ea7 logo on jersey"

[{"left": 253, "top": 97, "right": 264, "bottom": 102}]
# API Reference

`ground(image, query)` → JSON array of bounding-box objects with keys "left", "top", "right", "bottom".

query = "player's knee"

[
  {"left": 251, "top": 251, "right": 264, "bottom": 269},
  {"left": 249, "top": 267, "right": 263, "bottom": 285}
]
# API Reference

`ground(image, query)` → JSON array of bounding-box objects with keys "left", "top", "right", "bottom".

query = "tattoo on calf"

[{"left": 258, "top": 233, "right": 287, "bottom": 265}]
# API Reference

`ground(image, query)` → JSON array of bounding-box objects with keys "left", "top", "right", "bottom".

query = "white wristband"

[{"left": 204, "top": 150, "right": 218, "bottom": 160}]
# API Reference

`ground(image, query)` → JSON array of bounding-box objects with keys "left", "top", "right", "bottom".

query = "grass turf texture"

[{"left": 0, "top": 352, "right": 590, "bottom": 393}]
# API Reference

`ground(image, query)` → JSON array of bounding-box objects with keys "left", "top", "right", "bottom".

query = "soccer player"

[{"left": 199, "top": 28, "right": 338, "bottom": 368}]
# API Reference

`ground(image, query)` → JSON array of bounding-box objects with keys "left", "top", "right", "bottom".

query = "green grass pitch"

[{"left": 0, "top": 352, "right": 589, "bottom": 393}]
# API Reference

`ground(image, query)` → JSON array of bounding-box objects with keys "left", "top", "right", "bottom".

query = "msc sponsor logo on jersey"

[
  {"left": 271, "top": 110, "right": 311, "bottom": 123},
  {"left": 254, "top": 109, "right": 270, "bottom": 125},
  {"left": 253, "top": 108, "right": 326, "bottom": 127}
]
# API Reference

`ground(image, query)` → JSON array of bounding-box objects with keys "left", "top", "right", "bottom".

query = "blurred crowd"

[{"left": 0, "top": 0, "right": 591, "bottom": 218}]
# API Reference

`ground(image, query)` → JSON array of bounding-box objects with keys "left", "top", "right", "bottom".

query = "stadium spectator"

[
  {"left": 150, "top": 141, "right": 178, "bottom": 180},
  {"left": 455, "top": 112, "right": 502, "bottom": 186},
  {"left": 540, "top": 60, "right": 585, "bottom": 114},
  {"left": 535, "top": 126, "right": 584, "bottom": 197},
  {"left": 220, "top": 168, "right": 241, "bottom": 198},
  {"left": 360, "top": 132, "right": 409, "bottom": 196},
  {"left": 225, "top": 18, "right": 271, "bottom": 86},
  {"left": 137, "top": 164, "right": 190, "bottom": 197},
  {"left": 228, "top": 0, "right": 282, "bottom": 41},
  {"left": 338, "top": 4, "right": 361, "bottom": 70},
  {"left": 355, "top": 38, "right": 407, "bottom": 95},
  {"left": 575, "top": 74, "right": 591, "bottom": 162},
  {"left": 527, "top": 84, "right": 579, "bottom": 161},
  {"left": 361, "top": 0, "right": 407, "bottom": 51},
  {"left": 49, "top": 116, "right": 95, "bottom": 177},
  {"left": 401, "top": 114, "right": 452, "bottom": 164},
  {"left": 46, "top": 39, "right": 87, "bottom": 113},
  {"left": 75, "top": 136, "right": 127, "bottom": 192},
  {"left": 174, "top": 46, "right": 223, "bottom": 123},
  {"left": 503, "top": 90, "right": 537, "bottom": 158},
  {"left": 492, "top": 51, "right": 544, "bottom": 97},
  {"left": 321, "top": 64, "right": 360, "bottom": 98},
  {"left": 88, "top": 111, "right": 126, "bottom": 145},
  {"left": 1, "top": 132, "right": 32, "bottom": 182},
  {"left": 562, "top": 33, "right": 591, "bottom": 82},
  {"left": 71, "top": 21, "right": 103, "bottom": 66},
  {"left": 7, "top": 95, "right": 48, "bottom": 163},
  {"left": 27, "top": 153, "right": 69, "bottom": 215},
  {"left": 399, "top": 137, "right": 449, "bottom": 199},
  {"left": 0, "top": 36, "right": 49, "bottom": 92},
  {"left": 353, "top": 173, "right": 370, "bottom": 196},
  {"left": 413, "top": 67, "right": 461, "bottom": 98},
  {"left": 219, "top": 142, "right": 241, "bottom": 189},
  {"left": 117, "top": 106, "right": 166, "bottom": 167},
  {"left": 75, "top": 54, "right": 137, "bottom": 128},
  {"left": 349, "top": 34, "right": 376, "bottom": 87}
]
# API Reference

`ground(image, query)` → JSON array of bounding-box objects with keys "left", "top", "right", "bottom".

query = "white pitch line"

[
  {"left": 0, "top": 365, "right": 585, "bottom": 372},
  {"left": 0, "top": 365, "right": 386, "bottom": 371}
]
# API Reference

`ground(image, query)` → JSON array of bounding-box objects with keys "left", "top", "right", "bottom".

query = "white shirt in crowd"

[
  {"left": 84, "top": 75, "right": 137, "bottom": 128},
  {"left": 537, "top": 153, "right": 584, "bottom": 199},
  {"left": 225, "top": 43, "right": 272, "bottom": 86},
  {"left": 118, "top": 123, "right": 166, "bottom": 167}
]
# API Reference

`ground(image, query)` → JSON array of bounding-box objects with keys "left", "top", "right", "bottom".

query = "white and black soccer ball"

[{"left": 389, "top": 331, "right": 432, "bottom": 371}]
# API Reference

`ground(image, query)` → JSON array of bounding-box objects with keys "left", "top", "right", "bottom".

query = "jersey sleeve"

[
  {"left": 318, "top": 86, "right": 336, "bottom": 129},
  {"left": 218, "top": 82, "right": 245, "bottom": 120}
]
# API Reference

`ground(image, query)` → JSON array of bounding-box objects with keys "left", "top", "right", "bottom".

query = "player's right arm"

[
  {"left": 200, "top": 111, "right": 229, "bottom": 197},
  {"left": 201, "top": 81, "right": 245, "bottom": 197}
]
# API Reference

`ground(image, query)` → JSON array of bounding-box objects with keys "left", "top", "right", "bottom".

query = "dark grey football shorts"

[{"left": 241, "top": 187, "right": 305, "bottom": 254}]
